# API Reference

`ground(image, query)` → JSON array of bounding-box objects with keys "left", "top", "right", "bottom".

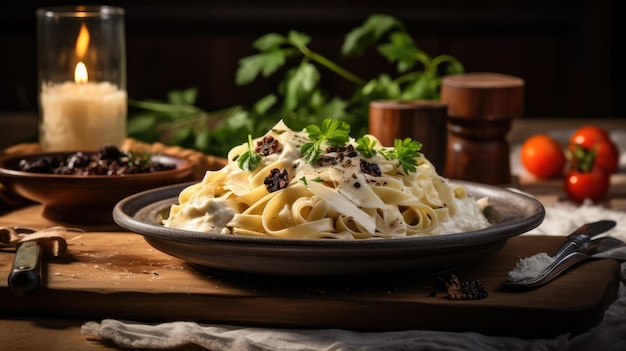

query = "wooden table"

[
  {"left": 0, "top": 117, "right": 625, "bottom": 350},
  {"left": 0, "top": 233, "right": 621, "bottom": 350}
]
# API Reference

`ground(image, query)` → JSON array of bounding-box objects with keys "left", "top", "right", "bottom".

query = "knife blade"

[
  {"left": 551, "top": 220, "right": 616, "bottom": 260},
  {"left": 7, "top": 227, "right": 42, "bottom": 296}
]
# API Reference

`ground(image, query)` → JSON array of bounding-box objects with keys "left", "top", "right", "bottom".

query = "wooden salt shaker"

[
  {"left": 441, "top": 73, "right": 524, "bottom": 185},
  {"left": 369, "top": 100, "right": 448, "bottom": 172}
]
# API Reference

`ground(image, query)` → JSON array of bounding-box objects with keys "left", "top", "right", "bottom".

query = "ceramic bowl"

[{"left": 0, "top": 151, "right": 195, "bottom": 224}]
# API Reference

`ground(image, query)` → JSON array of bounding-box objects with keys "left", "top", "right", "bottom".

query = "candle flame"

[
  {"left": 75, "top": 62, "right": 88, "bottom": 83},
  {"left": 75, "top": 23, "right": 90, "bottom": 59}
]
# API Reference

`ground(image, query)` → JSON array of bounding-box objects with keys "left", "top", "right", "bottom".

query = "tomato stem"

[{"left": 571, "top": 144, "right": 596, "bottom": 173}]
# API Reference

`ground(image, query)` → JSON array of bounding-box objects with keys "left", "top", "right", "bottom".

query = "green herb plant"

[{"left": 127, "top": 14, "right": 464, "bottom": 158}]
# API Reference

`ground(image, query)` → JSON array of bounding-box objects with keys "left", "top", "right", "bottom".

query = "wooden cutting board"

[{"left": 0, "top": 232, "right": 620, "bottom": 339}]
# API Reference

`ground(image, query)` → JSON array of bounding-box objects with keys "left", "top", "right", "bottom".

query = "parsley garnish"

[
  {"left": 356, "top": 136, "right": 378, "bottom": 158},
  {"left": 237, "top": 134, "right": 262, "bottom": 171},
  {"left": 388, "top": 138, "right": 422, "bottom": 174},
  {"left": 301, "top": 118, "right": 351, "bottom": 163},
  {"left": 300, "top": 176, "right": 325, "bottom": 186},
  {"left": 358, "top": 135, "right": 422, "bottom": 174},
  {"left": 300, "top": 119, "right": 422, "bottom": 174}
]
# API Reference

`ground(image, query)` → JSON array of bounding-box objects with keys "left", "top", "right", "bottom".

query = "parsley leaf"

[
  {"left": 372, "top": 137, "right": 422, "bottom": 174},
  {"left": 237, "top": 134, "right": 262, "bottom": 171},
  {"left": 356, "top": 136, "right": 378, "bottom": 158},
  {"left": 236, "top": 49, "right": 287, "bottom": 85},
  {"left": 377, "top": 32, "right": 419, "bottom": 73},
  {"left": 300, "top": 176, "right": 324, "bottom": 186},
  {"left": 301, "top": 118, "right": 351, "bottom": 163},
  {"left": 393, "top": 138, "right": 422, "bottom": 174},
  {"left": 342, "top": 14, "right": 404, "bottom": 56},
  {"left": 283, "top": 62, "right": 320, "bottom": 112}
]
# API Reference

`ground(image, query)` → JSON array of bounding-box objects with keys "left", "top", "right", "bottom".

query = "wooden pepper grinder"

[
  {"left": 441, "top": 73, "right": 524, "bottom": 185},
  {"left": 369, "top": 100, "right": 448, "bottom": 172}
]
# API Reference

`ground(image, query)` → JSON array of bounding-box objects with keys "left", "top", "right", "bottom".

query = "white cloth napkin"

[
  {"left": 81, "top": 201, "right": 626, "bottom": 351},
  {"left": 81, "top": 320, "right": 571, "bottom": 351}
]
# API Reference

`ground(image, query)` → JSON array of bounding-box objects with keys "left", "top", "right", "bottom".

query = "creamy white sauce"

[
  {"left": 166, "top": 197, "right": 235, "bottom": 233},
  {"left": 438, "top": 197, "right": 491, "bottom": 234}
]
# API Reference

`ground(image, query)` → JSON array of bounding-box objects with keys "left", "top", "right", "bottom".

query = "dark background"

[{"left": 1, "top": 0, "right": 625, "bottom": 119}]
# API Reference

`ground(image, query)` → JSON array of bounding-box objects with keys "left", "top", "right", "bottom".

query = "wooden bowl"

[{"left": 0, "top": 151, "right": 195, "bottom": 224}]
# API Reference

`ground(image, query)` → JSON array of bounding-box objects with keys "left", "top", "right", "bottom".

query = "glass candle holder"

[{"left": 37, "top": 6, "right": 127, "bottom": 151}]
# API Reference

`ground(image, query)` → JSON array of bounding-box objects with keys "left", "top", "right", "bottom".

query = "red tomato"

[
  {"left": 569, "top": 125, "right": 619, "bottom": 174},
  {"left": 593, "top": 139, "right": 619, "bottom": 174},
  {"left": 564, "top": 167, "right": 610, "bottom": 203},
  {"left": 569, "top": 125, "right": 610, "bottom": 149},
  {"left": 520, "top": 134, "right": 566, "bottom": 179}
]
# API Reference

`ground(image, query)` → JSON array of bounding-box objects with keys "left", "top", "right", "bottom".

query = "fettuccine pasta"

[{"left": 164, "top": 120, "right": 490, "bottom": 239}]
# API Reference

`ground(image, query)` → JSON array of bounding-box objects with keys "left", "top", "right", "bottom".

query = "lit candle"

[
  {"left": 37, "top": 6, "right": 127, "bottom": 151},
  {"left": 39, "top": 63, "right": 127, "bottom": 151}
]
